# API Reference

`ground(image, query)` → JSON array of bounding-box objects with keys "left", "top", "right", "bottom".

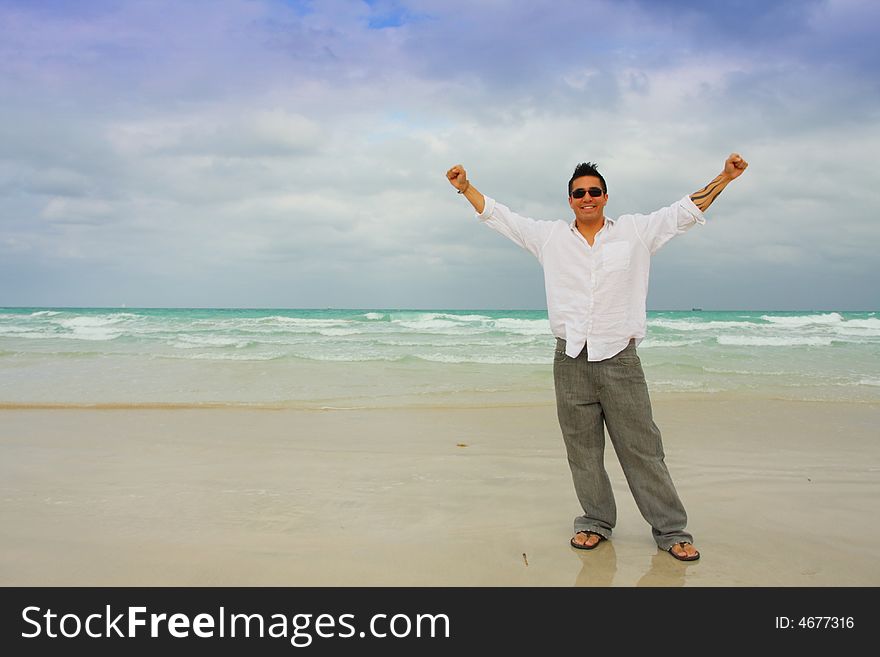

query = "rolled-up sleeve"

[
  {"left": 476, "top": 196, "right": 497, "bottom": 222},
  {"left": 677, "top": 195, "right": 706, "bottom": 229},
  {"left": 630, "top": 195, "right": 706, "bottom": 254}
]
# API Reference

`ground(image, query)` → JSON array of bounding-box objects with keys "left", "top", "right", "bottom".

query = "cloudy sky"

[{"left": 1, "top": 0, "right": 877, "bottom": 310}]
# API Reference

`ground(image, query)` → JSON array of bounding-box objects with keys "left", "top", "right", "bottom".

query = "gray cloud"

[{"left": 0, "top": 0, "right": 877, "bottom": 309}]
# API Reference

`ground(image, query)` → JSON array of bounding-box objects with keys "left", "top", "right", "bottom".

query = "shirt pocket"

[{"left": 601, "top": 240, "right": 631, "bottom": 272}]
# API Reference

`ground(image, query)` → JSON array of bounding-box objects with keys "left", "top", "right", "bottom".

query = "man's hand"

[
  {"left": 446, "top": 163, "right": 485, "bottom": 213},
  {"left": 446, "top": 164, "right": 469, "bottom": 192},
  {"left": 723, "top": 153, "right": 749, "bottom": 181}
]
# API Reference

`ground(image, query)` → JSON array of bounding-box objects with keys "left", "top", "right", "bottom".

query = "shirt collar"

[{"left": 569, "top": 215, "right": 615, "bottom": 232}]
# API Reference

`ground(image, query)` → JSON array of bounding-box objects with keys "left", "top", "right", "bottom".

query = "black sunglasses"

[{"left": 570, "top": 187, "right": 604, "bottom": 199}]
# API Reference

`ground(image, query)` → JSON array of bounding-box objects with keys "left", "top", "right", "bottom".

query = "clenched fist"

[
  {"left": 723, "top": 153, "right": 748, "bottom": 180},
  {"left": 446, "top": 164, "right": 469, "bottom": 192}
]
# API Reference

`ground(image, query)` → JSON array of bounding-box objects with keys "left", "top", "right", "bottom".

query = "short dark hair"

[{"left": 568, "top": 162, "right": 607, "bottom": 196}]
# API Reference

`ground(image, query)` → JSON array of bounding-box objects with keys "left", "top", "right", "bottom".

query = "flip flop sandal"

[
  {"left": 570, "top": 531, "right": 606, "bottom": 550},
  {"left": 667, "top": 541, "right": 700, "bottom": 561}
]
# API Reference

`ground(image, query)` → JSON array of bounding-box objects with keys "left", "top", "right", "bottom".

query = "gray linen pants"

[{"left": 553, "top": 337, "right": 693, "bottom": 550}]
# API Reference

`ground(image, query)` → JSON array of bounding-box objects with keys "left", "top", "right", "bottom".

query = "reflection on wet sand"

[
  {"left": 572, "top": 541, "right": 616, "bottom": 587},
  {"left": 635, "top": 551, "right": 692, "bottom": 587},
  {"left": 573, "top": 544, "right": 696, "bottom": 587}
]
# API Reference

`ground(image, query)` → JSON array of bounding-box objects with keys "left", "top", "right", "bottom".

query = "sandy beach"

[{"left": 2, "top": 395, "right": 878, "bottom": 587}]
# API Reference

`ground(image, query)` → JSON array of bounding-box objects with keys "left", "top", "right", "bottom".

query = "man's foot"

[
  {"left": 570, "top": 531, "right": 606, "bottom": 550},
  {"left": 667, "top": 541, "right": 700, "bottom": 561}
]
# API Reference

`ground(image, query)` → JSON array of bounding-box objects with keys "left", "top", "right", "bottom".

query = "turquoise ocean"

[{"left": 1, "top": 308, "right": 877, "bottom": 407}]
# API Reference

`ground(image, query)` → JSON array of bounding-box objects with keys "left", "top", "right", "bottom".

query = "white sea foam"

[
  {"left": 392, "top": 319, "right": 470, "bottom": 332},
  {"left": 58, "top": 316, "right": 129, "bottom": 328},
  {"left": 717, "top": 336, "right": 833, "bottom": 347},
  {"left": 435, "top": 313, "right": 493, "bottom": 322},
  {"left": 0, "top": 326, "right": 44, "bottom": 334},
  {"left": 833, "top": 318, "right": 880, "bottom": 335},
  {"left": 648, "top": 319, "right": 750, "bottom": 331},
  {"left": 841, "top": 318, "right": 880, "bottom": 328},
  {"left": 317, "top": 328, "right": 362, "bottom": 336},
  {"left": 30, "top": 310, "right": 61, "bottom": 317},
  {"left": 490, "top": 318, "right": 551, "bottom": 335},
  {"left": 362, "top": 312, "right": 387, "bottom": 320},
  {"left": 760, "top": 312, "right": 843, "bottom": 326},
  {"left": 258, "top": 316, "right": 354, "bottom": 329},
  {"left": 58, "top": 330, "right": 122, "bottom": 341},
  {"left": 833, "top": 327, "right": 880, "bottom": 338},
  {"left": 638, "top": 338, "right": 703, "bottom": 348},
  {"left": 54, "top": 317, "right": 126, "bottom": 341},
  {"left": 0, "top": 330, "right": 54, "bottom": 340},
  {"left": 381, "top": 313, "right": 502, "bottom": 333},
  {"left": 396, "top": 312, "right": 492, "bottom": 323},
  {"left": 173, "top": 335, "right": 252, "bottom": 348}
]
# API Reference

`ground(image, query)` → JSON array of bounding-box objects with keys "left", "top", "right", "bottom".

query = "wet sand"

[{"left": 1, "top": 396, "right": 878, "bottom": 586}]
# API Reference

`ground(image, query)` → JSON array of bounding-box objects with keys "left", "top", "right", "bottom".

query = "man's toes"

[
  {"left": 671, "top": 543, "right": 690, "bottom": 557},
  {"left": 673, "top": 542, "right": 698, "bottom": 558}
]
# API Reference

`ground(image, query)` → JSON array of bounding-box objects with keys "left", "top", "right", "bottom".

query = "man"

[{"left": 446, "top": 154, "right": 748, "bottom": 561}]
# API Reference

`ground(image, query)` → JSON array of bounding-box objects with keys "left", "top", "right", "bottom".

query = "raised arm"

[
  {"left": 446, "top": 164, "right": 485, "bottom": 214},
  {"left": 689, "top": 153, "right": 749, "bottom": 212}
]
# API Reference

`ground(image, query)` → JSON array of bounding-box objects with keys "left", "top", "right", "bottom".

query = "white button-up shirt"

[{"left": 477, "top": 195, "right": 706, "bottom": 360}]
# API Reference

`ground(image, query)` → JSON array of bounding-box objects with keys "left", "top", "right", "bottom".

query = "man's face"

[{"left": 568, "top": 175, "right": 608, "bottom": 224}]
